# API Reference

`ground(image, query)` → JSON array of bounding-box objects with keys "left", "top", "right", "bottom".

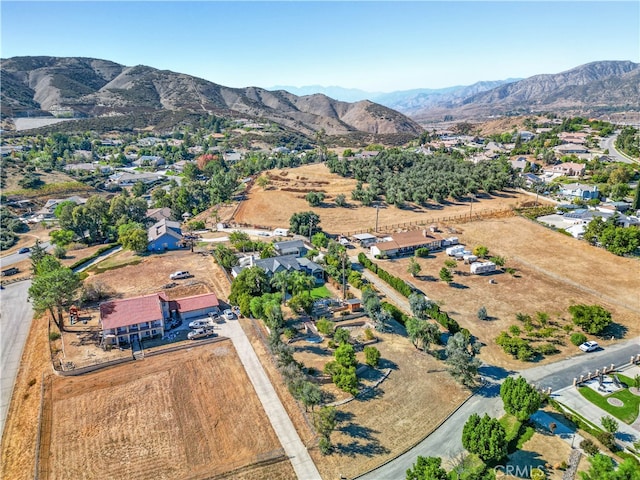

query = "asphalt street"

[
  {"left": 0, "top": 280, "right": 34, "bottom": 440},
  {"left": 0, "top": 241, "right": 51, "bottom": 268},
  {"left": 600, "top": 132, "right": 637, "bottom": 164}
]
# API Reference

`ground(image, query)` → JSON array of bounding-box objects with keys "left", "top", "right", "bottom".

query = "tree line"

[{"left": 327, "top": 150, "right": 515, "bottom": 207}]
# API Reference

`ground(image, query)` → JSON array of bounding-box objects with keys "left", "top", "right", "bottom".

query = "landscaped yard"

[
  {"left": 578, "top": 375, "right": 640, "bottom": 424},
  {"left": 310, "top": 284, "right": 331, "bottom": 299}
]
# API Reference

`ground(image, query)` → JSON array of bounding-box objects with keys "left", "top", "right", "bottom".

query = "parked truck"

[{"left": 187, "top": 327, "right": 216, "bottom": 340}]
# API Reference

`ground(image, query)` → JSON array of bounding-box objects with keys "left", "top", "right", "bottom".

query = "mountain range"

[
  {"left": 0, "top": 56, "right": 422, "bottom": 136},
  {"left": 1, "top": 57, "right": 638, "bottom": 136}
]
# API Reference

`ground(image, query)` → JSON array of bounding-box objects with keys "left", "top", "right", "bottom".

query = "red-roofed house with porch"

[{"left": 100, "top": 292, "right": 220, "bottom": 346}]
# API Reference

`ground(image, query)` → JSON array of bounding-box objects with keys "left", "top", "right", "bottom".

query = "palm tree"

[{"left": 271, "top": 271, "right": 290, "bottom": 304}]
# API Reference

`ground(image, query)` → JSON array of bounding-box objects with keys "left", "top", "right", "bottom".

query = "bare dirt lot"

[
  {"left": 232, "top": 163, "right": 538, "bottom": 234},
  {"left": 41, "top": 342, "right": 294, "bottom": 480},
  {"left": 83, "top": 248, "right": 231, "bottom": 300},
  {"left": 377, "top": 216, "right": 640, "bottom": 369}
]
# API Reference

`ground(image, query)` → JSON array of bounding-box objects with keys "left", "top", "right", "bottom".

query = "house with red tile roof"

[{"left": 100, "top": 292, "right": 220, "bottom": 346}]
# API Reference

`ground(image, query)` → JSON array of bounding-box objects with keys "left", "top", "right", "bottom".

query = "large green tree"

[
  {"left": 462, "top": 413, "right": 507, "bottom": 463},
  {"left": 289, "top": 211, "right": 320, "bottom": 237},
  {"left": 500, "top": 376, "right": 541, "bottom": 421},
  {"left": 446, "top": 332, "right": 481, "bottom": 387},
  {"left": 28, "top": 255, "right": 81, "bottom": 331},
  {"left": 406, "top": 456, "right": 448, "bottom": 480},
  {"left": 118, "top": 222, "right": 148, "bottom": 253},
  {"left": 569, "top": 304, "right": 612, "bottom": 335}
]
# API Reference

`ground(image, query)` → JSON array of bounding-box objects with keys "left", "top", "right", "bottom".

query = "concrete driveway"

[{"left": 214, "top": 317, "right": 321, "bottom": 480}]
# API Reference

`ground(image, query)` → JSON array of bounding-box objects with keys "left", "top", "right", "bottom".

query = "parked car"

[
  {"left": 188, "top": 328, "right": 216, "bottom": 340},
  {"left": 169, "top": 270, "right": 191, "bottom": 280},
  {"left": 222, "top": 309, "right": 235, "bottom": 320},
  {"left": 189, "top": 319, "right": 213, "bottom": 329},
  {"left": 18, "top": 247, "right": 30, "bottom": 254},
  {"left": 579, "top": 341, "right": 599, "bottom": 352}
]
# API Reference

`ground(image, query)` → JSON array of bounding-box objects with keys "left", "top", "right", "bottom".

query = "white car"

[
  {"left": 222, "top": 309, "right": 235, "bottom": 320},
  {"left": 189, "top": 319, "right": 213, "bottom": 329},
  {"left": 579, "top": 341, "right": 599, "bottom": 352},
  {"left": 169, "top": 270, "right": 191, "bottom": 280}
]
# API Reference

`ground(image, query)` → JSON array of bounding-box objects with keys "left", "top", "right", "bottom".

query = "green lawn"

[
  {"left": 310, "top": 284, "right": 331, "bottom": 300},
  {"left": 88, "top": 255, "right": 142, "bottom": 274},
  {"left": 578, "top": 375, "right": 640, "bottom": 424}
]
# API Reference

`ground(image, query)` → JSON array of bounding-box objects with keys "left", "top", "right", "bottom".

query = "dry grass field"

[
  {"left": 377, "top": 216, "right": 640, "bottom": 369},
  {"left": 233, "top": 163, "right": 537, "bottom": 234},
  {"left": 41, "top": 342, "right": 295, "bottom": 480},
  {"left": 297, "top": 326, "right": 469, "bottom": 479}
]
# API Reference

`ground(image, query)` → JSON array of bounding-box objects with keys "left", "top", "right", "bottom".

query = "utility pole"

[
  {"left": 375, "top": 204, "right": 380, "bottom": 233},
  {"left": 469, "top": 193, "right": 475, "bottom": 219},
  {"left": 342, "top": 253, "right": 347, "bottom": 300}
]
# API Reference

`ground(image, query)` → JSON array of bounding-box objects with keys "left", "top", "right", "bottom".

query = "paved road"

[
  {"left": 217, "top": 318, "right": 321, "bottom": 480},
  {"left": 521, "top": 336, "right": 640, "bottom": 391},
  {"left": 358, "top": 339, "right": 640, "bottom": 478},
  {"left": 0, "top": 241, "right": 51, "bottom": 268},
  {"left": 600, "top": 132, "right": 637, "bottom": 164},
  {"left": 359, "top": 366, "right": 506, "bottom": 480},
  {"left": 0, "top": 280, "right": 34, "bottom": 441}
]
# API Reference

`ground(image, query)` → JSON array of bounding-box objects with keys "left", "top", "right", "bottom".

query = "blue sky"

[{"left": 1, "top": 1, "right": 638, "bottom": 92}]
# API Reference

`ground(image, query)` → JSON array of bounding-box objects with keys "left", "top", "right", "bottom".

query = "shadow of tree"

[{"left": 335, "top": 414, "right": 391, "bottom": 458}]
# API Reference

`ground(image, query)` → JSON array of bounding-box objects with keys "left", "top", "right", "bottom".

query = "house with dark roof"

[
  {"left": 146, "top": 207, "right": 173, "bottom": 223},
  {"left": 231, "top": 255, "right": 324, "bottom": 284},
  {"left": 100, "top": 292, "right": 219, "bottom": 346},
  {"left": 273, "top": 239, "right": 309, "bottom": 257},
  {"left": 148, "top": 218, "right": 183, "bottom": 251}
]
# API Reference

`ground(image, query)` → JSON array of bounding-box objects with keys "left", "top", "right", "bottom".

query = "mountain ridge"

[{"left": 0, "top": 56, "right": 423, "bottom": 136}]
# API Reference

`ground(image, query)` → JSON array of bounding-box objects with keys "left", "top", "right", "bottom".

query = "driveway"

[
  {"left": 215, "top": 317, "right": 321, "bottom": 480},
  {"left": 0, "top": 280, "right": 34, "bottom": 440}
]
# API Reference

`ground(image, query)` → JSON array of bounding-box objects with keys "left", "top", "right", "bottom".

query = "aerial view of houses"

[{"left": 1, "top": 3, "right": 640, "bottom": 480}]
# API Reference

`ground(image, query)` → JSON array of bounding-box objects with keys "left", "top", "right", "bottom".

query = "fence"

[
  {"left": 35, "top": 375, "right": 53, "bottom": 480},
  {"left": 571, "top": 355, "right": 640, "bottom": 388},
  {"left": 342, "top": 207, "right": 515, "bottom": 237}
]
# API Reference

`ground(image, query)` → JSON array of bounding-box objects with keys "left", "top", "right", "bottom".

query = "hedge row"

[
  {"left": 426, "top": 304, "right": 460, "bottom": 334},
  {"left": 358, "top": 253, "right": 412, "bottom": 297},
  {"left": 381, "top": 302, "right": 410, "bottom": 326},
  {"left": 69, "top": 243, "right": 120, "bottom": 270}
]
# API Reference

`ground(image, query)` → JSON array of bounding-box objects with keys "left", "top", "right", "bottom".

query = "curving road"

[{"left": 600, "top": 132, "right": 638, "bottom": 164}]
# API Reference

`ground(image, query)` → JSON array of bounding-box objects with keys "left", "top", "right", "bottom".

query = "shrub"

[
  {"left": 537, "top": 343, "right": 559, "bottom": 355},
  {"left": 364, "top": 346, "right": 381, "bottom": 367},
  {"left": 49, "top": 331, "right": 61, "bottom": 341},
  {"left": 570, "top": 332, "right": 588, "bottom": 346},
  {"left": 316, "top": 318, "right": 334, "bottom": 336},
  {"left": 496, "top": 332, "right": 536, "bottom": 361},
  {"left": 477, "top": 306, "right": 488, "bottom": 321},
  {"left": 334, "top": 327, "right": 350, "bottom": 344},
  {"left": 601, "top": 416, "right": 619, "bottom": 434},
  {"left": 509, "top": 325, "right": 521, "bottom": 336},
  {"left": 595, "top": 431, "right": 618, "bottom": 451},
  {"left": 363, "top": 327, "right": 375, "bottom": 341},
  {"left": 284, "top": 327, "right": 298, "bottom": 339},
  {"left": 319, "top": 436, "right": 332, "bottom": 455},
  {"left": 580, "top": 439, "right": 599, "bottom": 456},
  {"left": 415, "top": 247, "right": 430, "bottom": 257}
]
